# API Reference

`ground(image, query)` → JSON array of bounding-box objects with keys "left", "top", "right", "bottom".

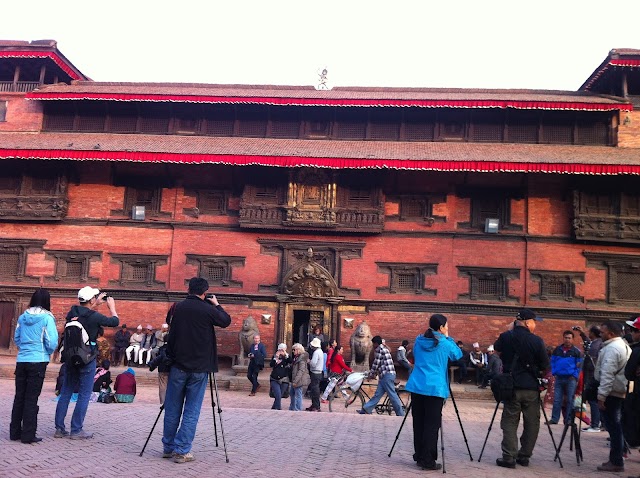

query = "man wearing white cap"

[
  {"left": 126, "top": 325, "right": 144, "bottom": 365},
  {"left": 479, "top": 345, "right": 502, "bottom": 389},
  {"left": 54, "top": 286, "right": 119, "bottom": 440},
  {"left": 138, "top": 325, "right": 156, "bottom": 366},
  {"left": 469, "top": 342, "right": 487, "bottom": 386}
]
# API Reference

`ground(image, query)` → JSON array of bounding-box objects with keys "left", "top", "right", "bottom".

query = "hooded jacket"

[
  {"left": 405, "top": 332, "right": 462, "bottom": 399},
  {"left": 14, "top": 307, "right": 58, "bottom": 363},
  {"left": 595, "top": 336, "right": 631, "bottom": 400}
]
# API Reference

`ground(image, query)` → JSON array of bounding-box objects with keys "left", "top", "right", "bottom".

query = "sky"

[{"left": 4, "top": 0, "right": 640, "bottom": 91}]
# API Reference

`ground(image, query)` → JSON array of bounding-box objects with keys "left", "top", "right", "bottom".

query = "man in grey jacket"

[{"left": 594, "top": 321, "right": 632, "bottom": 473}]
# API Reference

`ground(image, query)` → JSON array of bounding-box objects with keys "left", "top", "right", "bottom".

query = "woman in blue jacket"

[
  {"left": 10, "top": 288, "right": 58, "bottom": 444},
  {"left": 405, "top": 314, "right": 462, "bottom": 471}
]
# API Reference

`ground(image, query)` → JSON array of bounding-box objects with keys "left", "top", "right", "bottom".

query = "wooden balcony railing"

[{"left": 0, "top": 82, "right": 41, "bottom": 93}]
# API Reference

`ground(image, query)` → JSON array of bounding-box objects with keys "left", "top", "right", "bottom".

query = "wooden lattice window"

[
  {"left": 376, "top": 263, "right": 438, "bottom": 295},
  {"left": 76, "top": 102, "right": 106, "bottom": 132},
  {"left": 0, "top": 239, "right": 45, "bottom": 283},
  {"left": 139, "top": 103, "right": 170, "bottom": 134},
  {"left": 303, "top": 107, "right": 332, "bottom": 138},
  {"left": 336, "top": 109, "right": 367, "bottom": 140},
  {"left": 186, "top": 255, "right": 245, "bottom": 288},
  {"left": 404, "top": 109, "right": 436, "bottom": 141},
  {"left": 0, "top": 252, "right": 19, "bottom": 278},
  {"left": 0, "top": 175, "right": 20, "bottom": 194},
  {"left": 109, "top": 103, "right": 138, "bottom": 133},
  {"left": 109, "top": 254, "right": 167, "bottom": 288},
  {"left": 542, "top": 112, "right": 573, "bottom": 144},
  {"left": 43, "top": 102, "right": 75, "bottom": 131},
  {"left": 585, "top": 253, "right": 640, "bottom": 304},
  {"left": 123, "top": 187, "right": 162, "bottom": 217},
  {"left": 616, "top": 271, "right": 640, "bottom": 301},
  {"left": 458, "top": 188, "right": 522, "bottom": 232},
  {"left": 576, "top": 120, "right": 609, "bottom": 145},
  {"left": 438, "top": 110, "right": 466, "bottom": 141},
  {"left": 458, "top": 266, "right": 520, "bottom": 302},
  {"left": 530, "top": 270, "right": 583, "bottom": 302},
  {"left": 369, "top": 109, "right": 401, "bottom": 140},
  {"left": 271, "top": 107, "right": 300, "bottom": 138},
  {"left": 471, "top": 111, "right": 505, "bottom": 142},
  {"left": 507, "top": 111, "right": 539, "bottom": 144},
  {"left": 398, "top": 195, "right": 446, "bottom": 224},
  {"left": 205, "top": 105, "right": 235, "bottom": 136},
  {"left": 29, "top": 176, "right": 56, "bottom": 195},
  {"left": 237, "top": 105, "right": 268, "bottom": 137},
  {"left": 46, "top": 250, "right": 101, "bottom": 283},
  {"left": 347, "top": 189, "right": 372, "bottom": 207}
]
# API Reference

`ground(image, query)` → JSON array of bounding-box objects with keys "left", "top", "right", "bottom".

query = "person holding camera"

[
  {"left": 247, "top": 334, "right": 267, "bottom": 396},
  {"left": 162, "top": 278, "right": 231, "bottom": 464},
  {"left": 405, "top": 314, "right": 462, "bottom": 471},
  {"left": 493, "top": 308, "right": 549, "bottom": 469},
  {"left": 573, "top": 325, "right": 604, "bottom": 432},
  {"left": 54, "top": 286, "right": 119, "bottom": 440},
  {"left": 269, "top": 343, "right": 291, "bottom": 410}
]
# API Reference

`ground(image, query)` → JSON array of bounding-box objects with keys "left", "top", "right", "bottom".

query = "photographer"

[
  {"left": 573, "top": 325, "right": 603, "bottom": 432},
  {"left": 494, "top": 308, "right": 549, "bottom": 469},
  {"left": 269, "top": 343, "right": 291, "bottom": 410},
  {"left": 161, "top": 278, "right": 231, "bottom": 464}
]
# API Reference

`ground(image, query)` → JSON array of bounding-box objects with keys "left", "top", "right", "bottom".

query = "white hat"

[
  {"left": 162, "top": 323, "right": 169, "bottom": 329},
  {"left": 472, "top": 342, "right": 480, "bottom": 348},
  {"left": 136, "top": 325, "right": 143, "bottom": 330},
  {"left": 146, "top": 324, "right": 153, "bottom": 330},
  {"left": 487, "top": 345, "right": 494, "bottom": 352},
  {"left": 277, "top": 343, "right": 287, "bottom": 351},
  {"left": 310, "top": 337, "right": 321, "bottom": 348},
  {"left": 78, "top": 286, "right": 100, "bottom": 302}
]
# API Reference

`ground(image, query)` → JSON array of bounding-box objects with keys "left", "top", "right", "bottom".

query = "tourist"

[
  {"left": 306, "top": 337, "right": 324, "bottom": 412},
  {"left": 357, "top": 336, "right": 404, "bottom": 416},
  {"left": 269, "top": 343, "right": 291, "bottom": 410},
  {"left": 10, "top": 288, "right": 58, "bottom": 444},
  {"left": 549, "top": 330, "right": 582, "bottom": 424},
  {"left": 289, "top": 343, "right": 310, "bottom": 411},
  {"left": 247, "top": 334, "right": 267, "bottom": 396}
]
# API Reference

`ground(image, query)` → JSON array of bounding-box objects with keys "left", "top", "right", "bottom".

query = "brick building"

[{"left": 0, "top": 40, "right": 639, "bottom": 360}]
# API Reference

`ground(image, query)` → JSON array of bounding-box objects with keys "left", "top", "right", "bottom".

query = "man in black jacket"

[
  {"left": 624, "top": 316, "right": 640, "bottom": 449},
  {"left": 111, "top": 324, "right": 131, "bottom": 366},
  {"left": 494, "top": 308, "right": 549, "bottom": 469},
  {"left": 162, "top": 278, "right": 231, "bottom": 464}
]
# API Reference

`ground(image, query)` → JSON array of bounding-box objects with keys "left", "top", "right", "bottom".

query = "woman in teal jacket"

[
  {"left": 405, "top": 314, "right": 462, "bottom": 471},
  {"left": 10, "top": 288, "right": 58, "bottom": 444}
]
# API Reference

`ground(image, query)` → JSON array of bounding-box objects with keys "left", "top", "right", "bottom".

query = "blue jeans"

[
  {"left": 551, "top": 375, "right": 577, "bottom": 423},
  {"left": 289, "top": 386, "right": 303, "bottom": 411},
  {"left": 588, "top": 399, "right": 601, "bottom": 428},
  {"left": 270, "top": 379, "right": 287, "bottom": 410},
  {"left": 362, "top": 373, "right": 404, "bottom": 416},
  {"left": 603, "top": 396, "right": 624, "bottom": 467},
  {"left": 162, "top": 367, "right": 208, "bottom": 455},
  {"left": 55, "top": 359, "right": 96, "bottom": 435}
]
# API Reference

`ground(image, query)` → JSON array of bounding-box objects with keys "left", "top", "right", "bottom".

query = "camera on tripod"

[
  {"left": 148, "top": 345, "right": 173, "bottom": 372},
  {"left": 538, "top": 378, "right": 549, "bottom": 392}
]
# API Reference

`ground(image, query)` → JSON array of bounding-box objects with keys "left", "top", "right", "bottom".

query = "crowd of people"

[{"left": 7, "top": 285, "right": 640, "bottom": 474}]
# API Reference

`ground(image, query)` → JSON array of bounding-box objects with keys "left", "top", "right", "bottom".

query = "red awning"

[
  {"left": 0, "top": 51, "right": 82, "bottom": 80},
  {"left": 25, "top": 91, "right": 632, "bottom": 112},
  {"left": 1, "top": 148, "right": 639, "bottom": 175}
]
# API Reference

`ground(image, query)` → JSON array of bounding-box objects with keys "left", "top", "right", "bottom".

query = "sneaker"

[
  {"left": 496, "top": 458, "right": 516, "bottom": 469},
  {"left": 356, "top": 409, "right": 369, "bottom": 415},
  {"left": 418, "top": 462, "right": 442, "bottom": 471},
  {"left": 54, "top": 429, "right": 69, "bottom": 438},
  {"left": 69, "top": 430, "right": 94, "bottom": 440},
  {"left": 546, "top": 420, "right": 558, "bottom": 425},
  {"left": 173, "top": 452, "right": 195, "bottom": 464},
  {"left": 162, "top": 451, "right": 175, "bottom": 459},
  {"left": 597, "top": 461, "right": 624, "bottom": 472},
  {"left": 583, "top": 426, "right": 602, "bottom": 433}
]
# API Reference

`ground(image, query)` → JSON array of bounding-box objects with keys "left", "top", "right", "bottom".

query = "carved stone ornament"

[
  {"left": 350, "top": 321, "right": 373, "bottom": 370},
  {"left": 281, "top": 248, "right": 339, "bottom": 298},
  {"left": 237, "top": 316, "right": 260, "bottom": 366}
]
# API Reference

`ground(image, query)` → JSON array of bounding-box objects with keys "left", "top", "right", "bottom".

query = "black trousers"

[
  {"left": 309, "top": 372, "right": 322, "bottom": 409},
  {"left": 10, "top": 362, "right": 48, "bottom": 441},
  {"left": 247, "top": 363, "right": 261, "bottom": 393},
  {"left": 411, "top": 393, "right": 444, "bottom": 467}
]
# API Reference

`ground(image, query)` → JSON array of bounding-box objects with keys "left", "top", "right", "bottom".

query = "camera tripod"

[
  {"left": 554, "top": 357, "right": 586, "bottom": 465},
  {"left": 478, "top": 393, "right": 563, "bottom": 468},
  {"left": 139, "top": 372, "right": 229, "bottom": 462},
  {"left": 388, "top": 381, "right": 473, "bottom": 474}
]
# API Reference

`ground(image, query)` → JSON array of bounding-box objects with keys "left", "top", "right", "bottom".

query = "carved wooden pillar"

[
  {"left": 39, "top": 64, "right": 46, "bottom": 85},
  {"left": 12, "top": 65, "right": 20, "bottom": 91}
]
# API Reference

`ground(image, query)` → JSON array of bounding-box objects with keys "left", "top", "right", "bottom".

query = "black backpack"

[{"left": 61, "top": 311, "right": 97, "bottom": 367}]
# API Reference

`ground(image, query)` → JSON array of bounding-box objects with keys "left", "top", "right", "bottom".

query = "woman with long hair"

[
  {"left": 10, "top": 288, "right": 59, "bottom": 443},
  {"left": 404, "top": 314, "right": 462, "bottom": 471}
]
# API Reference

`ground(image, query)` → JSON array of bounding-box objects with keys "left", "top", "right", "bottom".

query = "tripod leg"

[
  {"left": 478, "top": 401, "right": 501, "bottom": 462},
  {"left": 440, "top": 418, "right": 446, "bottom": 474},
  {"left": 208, "top": 373, "right": 219, "bottom": 447},
  {"left": 388, "top": 401, "right": 412, "bottom": 457},
  {"left": 540, "top": 397, "right": 563, "bottom": 468},
  {"left": 211, "top": 373, "right": 229, "bottom": 463},
  {"left": 555, "top": 423, "right": 570, "bottom": 460},
  {"left": 139, "top": 405, "right": 164, "bottom": 457},
  {"left": 448, "top": 387, "right": 473, "bottom": 461}
]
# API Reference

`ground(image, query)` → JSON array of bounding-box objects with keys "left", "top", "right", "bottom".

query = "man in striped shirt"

[{"left": 357, "top": 336, "right": 405, "bottom": 416}]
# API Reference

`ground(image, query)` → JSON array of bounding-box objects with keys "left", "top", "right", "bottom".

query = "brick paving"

[{"left": 0, "top": 375, "right": 638, "bottom": 478}]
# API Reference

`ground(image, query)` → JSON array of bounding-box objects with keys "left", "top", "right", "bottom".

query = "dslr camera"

[{"left": 148, "top": 345, "right": 173, "bottom": 372}]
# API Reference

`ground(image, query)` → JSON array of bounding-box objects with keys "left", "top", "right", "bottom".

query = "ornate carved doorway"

[{"left": 277, "top": 248, "right": 343, "bottom": 349}]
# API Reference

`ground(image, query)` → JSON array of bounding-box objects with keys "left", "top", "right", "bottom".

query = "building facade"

[{"left": 1, "top": 40, "right": 639, "bottom": 359}]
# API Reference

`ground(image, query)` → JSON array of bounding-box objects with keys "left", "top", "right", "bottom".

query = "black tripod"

[
  {"left": 139, "top": 372, "right": 229, "bottom": 462},
  {"left": 477, "top": 394, "right": 563, "bottom": 468},
  {"left": 554, "top": 358, "right": 586, "bottom": 465}
]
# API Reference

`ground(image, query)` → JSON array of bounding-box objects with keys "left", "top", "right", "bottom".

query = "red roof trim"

[
  {"left": 610, "top": 59, "right": 640, "bottom": 67},
  {"left": 1, "top": 148, "right": 638, "bottom": 175},
  {"left": 583, "top": 59, "right": 640, "bottom": 91},
  {"left": 25, "top": 91, "right": 632, "bottom": 112},
  {"left": 0, "top": 51, "right": 82, "bottom": 80}
]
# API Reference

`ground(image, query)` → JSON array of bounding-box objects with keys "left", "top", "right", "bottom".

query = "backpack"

[{"left": 61, "top": 312, "right": 97, "bottom": 367}]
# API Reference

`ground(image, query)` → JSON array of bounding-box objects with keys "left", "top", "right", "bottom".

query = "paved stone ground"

[{"left": 0, "top": 376, "right": 637, "bottom": 478}]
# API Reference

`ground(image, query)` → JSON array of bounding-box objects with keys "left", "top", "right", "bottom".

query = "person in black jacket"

[
  {"left": 111, "top": 324, "right": 131, "bottom": 366},
  {"left": 479, "top": 345, "right": 502, "bottom": 389},
  {"left": 162, "top": 278, "right": 231, "bottom": 464},
  {"left": 269, "top": 343, "right": 291, "bottom": 410},
  {"left": 494, "top": 308, "right": 549, "bottom": 469},
  {"left": 624, "top": 316, "right": 640, "bottom": 449}
]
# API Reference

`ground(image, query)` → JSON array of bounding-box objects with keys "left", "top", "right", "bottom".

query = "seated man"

[
  {"left": 396, "top": 340, "right": 413, "bottom": 374},
  {"left": 126, "top": 325, "right": 144, "bottom": 365},
  {"left": 114, "top": 368, "right": 137, "bottom": 403},
  {"left": 138, "top": 324, "right": 156, "bottom": 366},
  {"left": 111, "top": 324, "right": 131, "bottom": 366},
  {"left": 468, "top": 342, "right": 487, "bottom": 385},
  {"left": 479, "top": 345, "right": 502, "bottom": 389},
  {"left": 450, "top": 341, "right": 469, "bottom": 384},
  {"left": 150, "top": 323, "right": 169, "bottom": 361}
]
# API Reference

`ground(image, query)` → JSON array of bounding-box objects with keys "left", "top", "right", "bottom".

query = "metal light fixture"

[
  {"left": 132, "top": 205, "right": 145, "bottom": 221},
  {"left": 484, "top": 218, "right": 500, "bottom": 234}
]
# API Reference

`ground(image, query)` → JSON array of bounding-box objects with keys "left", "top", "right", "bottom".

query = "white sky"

[{"left": 5, "top": 0, "right": 640, "bottom": 91}]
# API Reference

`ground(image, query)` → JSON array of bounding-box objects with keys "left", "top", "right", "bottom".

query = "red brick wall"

[{"left": 0, "top": 93, "right": 43, "bottom": 132}]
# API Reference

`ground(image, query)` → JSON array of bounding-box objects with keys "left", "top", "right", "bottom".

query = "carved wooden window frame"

[
  {"left": 458, "top": 266, "right": 520, "bottom": 302},
  {"left": 584, "top": 252, "right": 640, "bottom": 304},
  {"left": 185, "top": 254, "right": 245, "bottom": 288},
  {"left": 377, "top": 262, "right": 438, "bottom": 295},
  {"left": 0, "top": 239, "right": 45, "bottom": 283},
  {"left": 45, "top": 250, "right": 102, "bottom": 283},
  {"left": 183, "top": 189, "right": 229, "bottom": 217},
  {"left": 457, "top": 188, "right": 523, "bottom": 232},
  {"left": 109, "top": 254, "right": 167, "bottom": 288},
  {"left": 529, "top": 270, "right": 584, "bottom": 302},
  {"left": 398, "top": 195, "right": 446, "bottom": 225}
]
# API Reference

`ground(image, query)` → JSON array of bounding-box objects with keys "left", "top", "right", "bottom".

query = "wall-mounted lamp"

[
  {"left": 484, "top": 218, "right": 500, "bottom": 234},
  {"left": 261, "top": 314, "right": 272, "bottom": 325},
  {"left": 131, "top": 205, "right": 145, "bottom": 221},
  {"left": 624, "top": 115, "right": 632, "bottom": 126},
  {"left": 343, "top": 317, "right": 355, "bottom": 328}
]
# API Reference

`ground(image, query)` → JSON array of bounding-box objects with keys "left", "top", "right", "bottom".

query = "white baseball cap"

[
  {"left": 277, "top": 343, "right": 287, "bottom": 351},
  {"left": 78, "top": 286, "right": 100, "bottom": 302}
]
